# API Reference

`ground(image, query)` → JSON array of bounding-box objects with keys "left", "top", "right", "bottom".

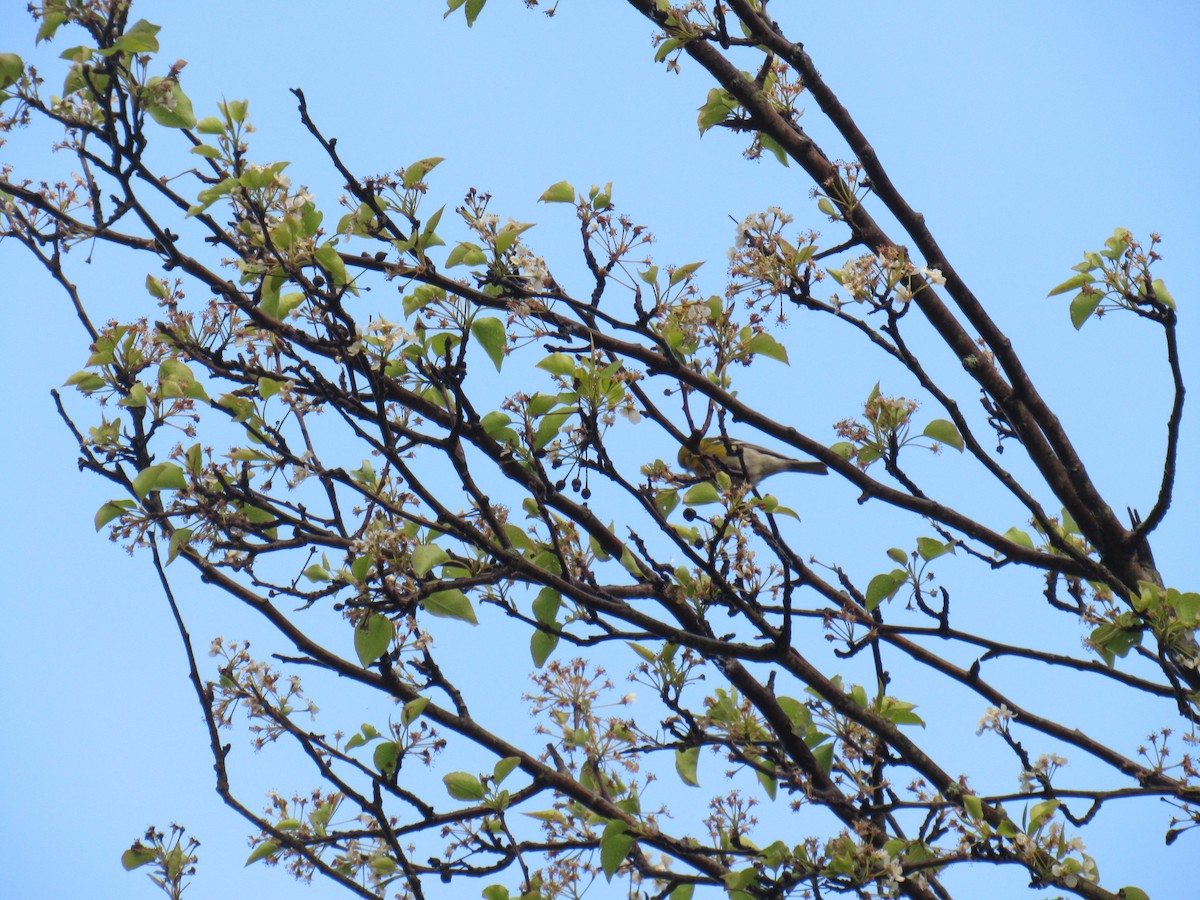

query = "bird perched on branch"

[{"left": 678, "top": 438, "right": 828, "bottom": 487}]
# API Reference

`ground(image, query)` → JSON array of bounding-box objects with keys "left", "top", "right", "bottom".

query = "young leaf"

[
  {"left": 373, "top": 741, "right": 400, "bottom": 777},
  {"left": 412, "top": 543, "right": 450, "bottom": 577},
  {"left": 353, "top": 613, "right": 393, "bottom": 666},
  {"left": 445, "top": 241, "right": 486, "bottom": 268},
  {"left": 471, "top": 317, "right": 506, "bottom": 371},
  {"left": 539, "top": 181, "right": 575, "bottom": 203},
  {"left": 132, "top": 463, "right": 187, "bottom": 499},
  {"left": 530, "top": 629, "right": 558, "bottom": 668},
  {"left": 745, "top": 331, "right": 789, "bottom": 363},
  {"left": 1069, "top": 291, "right": 1102, "bottom": 329},
  {"left": 865, "top": 571, "right": 905, "bottom": 611},
  {"left": 421, "top": 589, "right": 479, "bottom": 624},
  {"left": 493, "top": 756, "right": 522, "bottom": 784},
  {"left": 531, "top": 587, "right": 561, "bottom": 624},
  {"left": 1046, "top": 272, "right": 1094, "bottom": 297},
  {"left": 402, "top": 156, "right": 444, "bottom": 187},
  {"left": 916, "top": 537, "right": 952, "bottom": 561},
  {"left": 922, "top": 418, "right": 964, "bottom": 451},
  {"left": 0, "top": 53, "right": 23, "bottom": 90},
  {"left": 674, "top": 746, "right": 700, "bottom": 787},
  {"left": 401, "top": 696, "right": 430, "bottom": 727},
  {"left": 696, "top": 87, "right": 737, "bottom": 134},
  {"left": 245, "top": 841, "right": 279, "bottom": 865},
  {"left": 600, "top": 820, "right": 636, "bottom": 881},
  {"left": 166, "top": 527, "right": 193, "bottom": 564},
  {"left": 143, "top": 77, "right": 196, "bottom": 128},
  {"left": 95, "top": 499, "right": 135, "bottom": 531},
  {"left": 443, "top": 771, "right": 486, "bottom": 801},
  {"left": 682, "top": 482, "right": 720, "bottom": 506},
  {"left": 121, "top": 843, "right": 157, "bottom": 871}
]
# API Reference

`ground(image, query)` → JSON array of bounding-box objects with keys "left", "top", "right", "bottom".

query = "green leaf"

[
  {"left": 189, "top": 142, "right": 221, "bottom": 158},
  {"left": 352, "top": 557, "right": 376, "bottom": 582},
  {"left": 886, "top": 547, "right": 907, "bottom": 564},
  {"left": 682, "top": 481, "right": 720, "bottom": 506},
  {"left": 401, "top": 696, "right": 430, "bottom": 727},
  {"left": 865, "top": 571, "right": 905, "bottom": 611},
  {"left": 314, "top": 242, "right": 348, "bottom": 287},
  {"left": 654, "top": 488, "right": 679, "bottom": 518},
  {"left": 916, "top": 537, "right": 952, "bottom": 561},
  {"left": 354, "top": 613, "right": 394, "bottom": 666},
  {"left": 373, "top": 741, "right": 400, "bottom": 777},
  {"left": 464, "top": 0, "right": 488, "bottom": 26},
  {"left": 412, "top": 543, "right": 450, "bottom": 578},
  {"left": 669, "top": 261, "right": 704, "bottom": 287},
  {"left": 776, "top": 695, "right": 813, "bottom": 734},
  {"left": 1047, "top": 272, "right": 1095, "bottom": 297},
  {"left": 1003, "top": 527, "right": 1034, "bottom": 550},
  {"left": 443, "top": 771, "right": 486, "bottom": 801},
  {"left": 166, "top": 527, "right": 193, "bottom": 564},
  {"left": 536, "top": 352, "right": 576, "bottom": 377},
  {"left": 1028, "top": 798, "right": 1059, "bottom": 832},
  {"left": 143, "top": 76, "right": 196, "bottom": 128},
  {"left": 421, "top": 589, "right": 479, "bottom": 624},
  {"left": 922, "top": 418, "right": 964, "bottom": 451},
  {"left": 0, "top": 53, "right": 23, "bottom": 90},
  {"left": 240, "top": 162, "right": 289, "bottom": 190},
  {"left": 1173, "top": 591, "right": 1200, "bottom": 627},
  {"left": 530, "top": 629, "right": 559, "bottom": 667},
  {"left": 121, "top": 844, "right": 157, "bottom": 871},
  {"left": 1069, "top": 291, "right": 1102, "bottom": 329},
  {"left": 1151, "top": 278, "right": 1175, "bottom": 308},
  {"left": 94, "top": 499, "right": 135, "bottom": 531},
  {"left": 1118, "top": 888, "right": 1150, "bottom": 900},
  {"left": 654, "top": 36, "right": 683, "bottom": 62},
  {"left": 600, "top": 820, "right": 636, "bottom": 881},
  {"left": 196, "top": 116, "right": 223, "bottom": 134},
  {"left": 481, "top": 410, "right": 519, "bottom": 445},
  {"left": 539, "top": 181, "right": 575, "bottom": 203},
  {"left": 64, "top": 370, "right": 107, "bottom": 393},
  {"left": 132, "top": 463, "right": 187, "bottom": 499},
  {"left": 494, "top": 220, "right": 533, "bottom": 256},
  {"left": 184, "top": 442, "right": 203, "bottom": 476},
  {"left": 445, "top": 241, "right": 487, "bottom": 268},
  {"left": 471, "top": 317, "right": 506, "bottom": 371},
  {"left": 144, "top": 273, "right": 169, "bottom": 300},
  {"left": 494, "top": 756, "right": 522, "bottom": 784},
  {"left": 368, "top": 855, "right": 397, "bottom": 875},
  {"left": 344, "top": 728, "right": 374, "bottom": 752},
  {"left": 534, "top": 411, "right": 570, "bottom": 450},
  {"left": 245, "top": 841, "right": 279, "bottom": 865},
  {"left": 696, "top": 87, "right": 737, "bottom": 134},
  {"left": 36, "top": 9, "right": 68, "bottom": 43},
  {"left": 756, "top": 766, "right": 778, "bottom": 800},
  {"left": 745, "top": 331, "right": 789, "bottom": 363},
  {"left": 111, "top": 19, "right": 161, "bottom": 54},
  {"left": 674, "top": 746, "right": 700, "bottom": 786},
  {"left": 962, "top": 794, "right": 984, "bottom": 821},
  {"left": 257, "top": 376, "right": 286, "bottom": 399},
  {"left": 758, "top": 131, "right": 790, "bottom": 166},
  {"left": 724, "top": 867, "right": 757, "bottom": 892},
  {"left": 531, "top": 587, "right": 561, "bottom": 624},
  {"left": 401, "top": 156, "right": 444, "bottom": 188},
  {"left": 1090, "top": 622, "right": 1142, "bottom": 665}
]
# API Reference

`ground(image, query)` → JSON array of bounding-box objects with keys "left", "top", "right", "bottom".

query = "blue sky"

[{"left": 2, "top": 2, "right": 1198, "bottom": 898}]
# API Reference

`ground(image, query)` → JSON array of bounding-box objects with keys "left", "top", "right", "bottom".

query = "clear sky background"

[{"left": 2, "top": 2, "right": 1198, "bottom": 898}]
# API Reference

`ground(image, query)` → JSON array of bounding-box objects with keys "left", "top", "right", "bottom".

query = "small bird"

[{"left": 677, "top": 437, "right": 828, "bottom": 487}]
